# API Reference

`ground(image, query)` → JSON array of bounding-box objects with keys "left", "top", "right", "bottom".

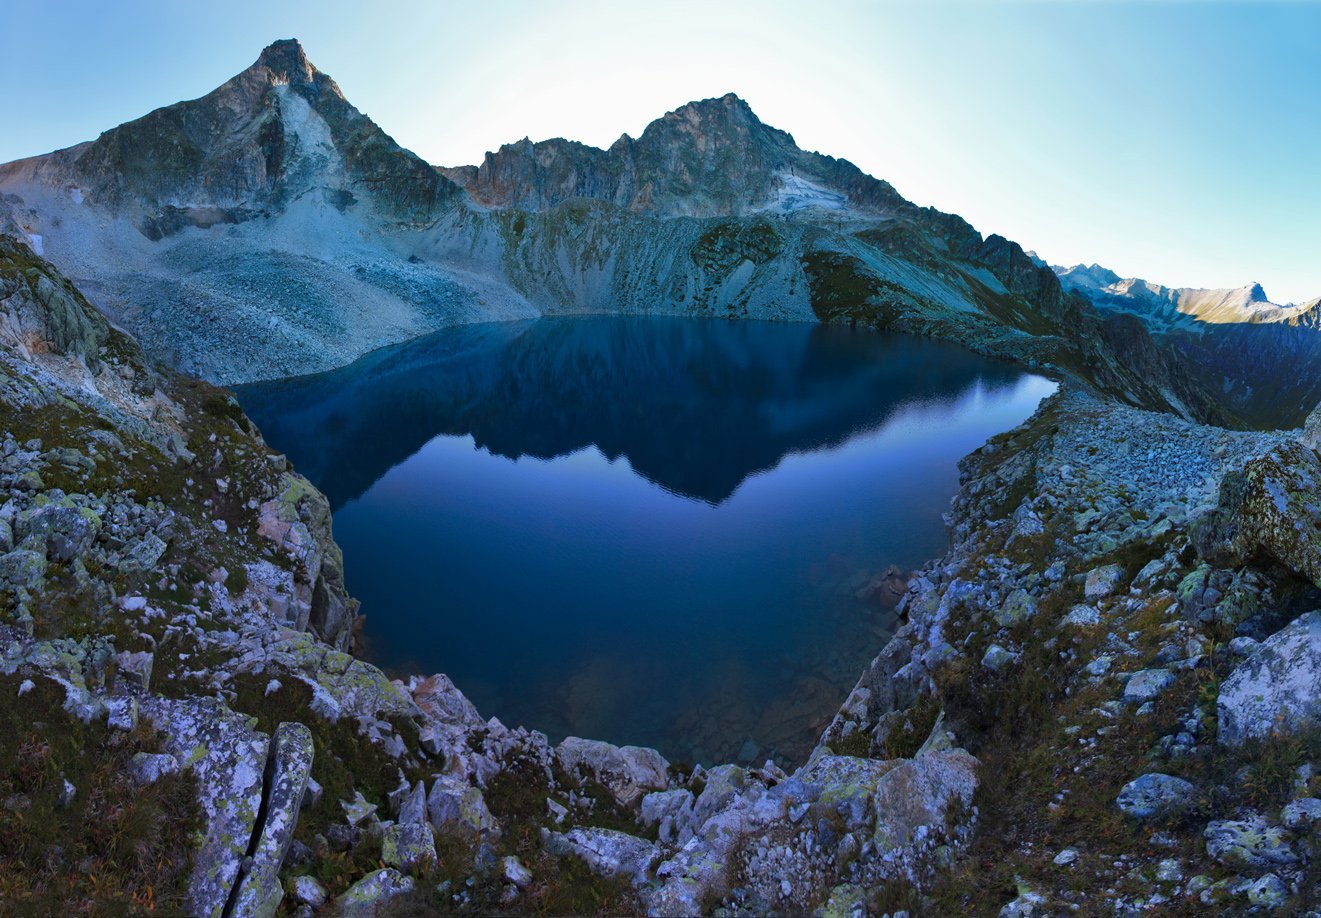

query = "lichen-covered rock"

[
  {"left": 1123, "top": 668, "right": 1175, "bottom": 705},
  {"left": 427, "top": 775, "right": 497, "bottom": 838},
  {"left": 1197, "top": 441, "right": 1321, "bottom": 587},
  {"left": 18, "top": 502, "right": 100, "bottom": 563},
  {"left": 231, "top": 722, "right": 315, "bottom": 918},
  {"left": 1084, "top": 564, "right": 1125, "bottom": 599},
  {"left": 640, "top": 788, "right": 695, "bottom": 845},
  {"left": 1218, "top": 612, "right": 1321, "bottom": 745},
  {"left": 1116, "top": 773, "right": 1195, "bottom": 819},
  {"left": 139, "top": 695, "right": 270, "bottom": 918},
  {"left": 126, "top": 751, "right": 179, "bottom": 785},
  {"left": 331, "top": 868, "right": 415, "bottom": 916},
  {"left": 289, "top": 875, "right": 328, "bottom": 908},
  {"left": 380, "top": 823, "right": 437, "bottom": 874},
  {"left": 555, "top": 736, "right": 670, "bottom": 806},
  {"left": 994, "top": 588, "right": 1036, "bottom": 628},
  {"left": 1205, "top": 817, "right": 1297, "bottom": 870},
  {"left": 544, "top": 826, "right": 660, "bottom": 884},
  {"left": 870, "top": 747, "right": 978, "bottom": 854}
]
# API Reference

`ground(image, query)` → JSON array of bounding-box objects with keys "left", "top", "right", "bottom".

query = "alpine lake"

[{"left": 237, "top": 317, "right": 1055, "bottom": 767}]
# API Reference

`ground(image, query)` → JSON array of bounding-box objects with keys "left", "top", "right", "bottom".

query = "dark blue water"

[{"left": 237, "top": 317, "right": 1054, "bottom": 765}]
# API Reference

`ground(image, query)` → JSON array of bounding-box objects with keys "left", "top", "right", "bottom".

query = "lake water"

[{"left": 237, "top": 317, "right": 1055, "bottom": 766}]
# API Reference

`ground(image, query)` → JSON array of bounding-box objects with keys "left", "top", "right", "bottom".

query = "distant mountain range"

[{"left": 2, "top": 38, "right": 1297, "bottom": 426}]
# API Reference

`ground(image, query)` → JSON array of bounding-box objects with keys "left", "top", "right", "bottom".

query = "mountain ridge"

[{"left": 0, "top": 38, "right": 1225, "bottom": 425}]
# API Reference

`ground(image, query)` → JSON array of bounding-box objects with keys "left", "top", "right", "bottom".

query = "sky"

[{"left": 3, "top": 0, "right": 1319, "bottom": 302}]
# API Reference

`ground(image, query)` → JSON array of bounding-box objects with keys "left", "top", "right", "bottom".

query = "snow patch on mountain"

[{"left": 760, "top": 172, "right": 847, "bottom": 214}]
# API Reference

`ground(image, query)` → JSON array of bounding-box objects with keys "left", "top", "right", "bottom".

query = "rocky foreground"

[{"left": 6, "top": 223, "right": 1321, "bottom": 917}]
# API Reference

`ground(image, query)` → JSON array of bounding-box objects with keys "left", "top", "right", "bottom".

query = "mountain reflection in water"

[{"left": 238, "top": 317, "right": 1055, "bottom": 765}]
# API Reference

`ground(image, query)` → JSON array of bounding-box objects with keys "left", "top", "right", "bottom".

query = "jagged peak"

[
  {"left": 253, "top": 38, "right": 317, "bottom": 84},
  {"left": 1245, "top": 281, "right": 1269, "bottom": 303},
  {"left": 664, "top": 92, "right": 759, "bottom": 125}
]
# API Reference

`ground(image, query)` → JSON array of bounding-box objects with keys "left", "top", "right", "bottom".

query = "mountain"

[
  {"left": 1056, "top": 263, "right": 1317, "bottom": 329},
  {"left": 439, "top": 92, "right": 906, "bottom": 217},
  {"left": 1055, "top": 260, "right": 1321, "bottom": 424},
  {"left": 0, "top": 39, "right": 1223, "bottom": 424}
]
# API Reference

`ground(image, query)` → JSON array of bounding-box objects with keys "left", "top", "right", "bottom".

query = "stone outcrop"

[{"left": 1218, "top": 612, "right": 1321, "bottom": 745}]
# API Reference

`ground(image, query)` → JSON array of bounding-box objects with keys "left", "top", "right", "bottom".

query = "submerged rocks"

[
  {"left": 1218, "top": 612, "right": 1321, "bottom": 745},
  {"left": 1116, "top": 773, "right": 1195, "bottom": 819}
]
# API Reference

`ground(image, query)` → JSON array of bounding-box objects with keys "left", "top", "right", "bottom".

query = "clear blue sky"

[{"left": 4, "top": 1, "right": 1319, "bottom": 301}]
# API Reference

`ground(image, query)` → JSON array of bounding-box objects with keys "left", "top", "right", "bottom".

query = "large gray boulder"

[
  {"left": 230, "top": 722, "right": 316, "bottom": 918},
  {"left": 555, "top": 736, "right": 669, "bottom": 807},
  {"left": 870, "top": 747, "right": 978, "bottom": 853},
  {"left": 1218, "top": 611, "right": 1321, "bottom": 745},
  {"left": 427, "top": 775, "right": 497, "bottom": 838},
  {"left": 1116, "top": 773, "right": 1195, "bottom": 819},
  {"left": 1195, "top": 441, "right": 1321, "bottom": 587},
  {"left": 543, "top": 826, "right": 660, "bottom": 884}
]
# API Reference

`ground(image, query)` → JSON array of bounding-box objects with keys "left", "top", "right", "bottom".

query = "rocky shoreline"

[{"left": 7, "top": 224, "right": 1321, "bottom": 917}]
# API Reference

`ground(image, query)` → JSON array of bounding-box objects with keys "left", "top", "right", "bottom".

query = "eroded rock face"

[
  {"left": 1218, "top": 611, "right": 1321, "bottom": 745},
  {"left": 138, "top": 696, "right": 269, "bottom": 918},
  {"left": 230, "top": 721, "right": 315, "bottom": 918}
]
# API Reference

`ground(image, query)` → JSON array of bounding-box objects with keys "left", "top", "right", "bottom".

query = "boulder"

[
  {"left": 993, "top": 589, "right": 1036, "bottom": 628},
  {"left": 981, "top": 644, "right": 1019, "bottom": 672},
  {"left": 427, "top": 775, "right": 497, "bottom": 838},
  {"left": 289, "top": 875, "right": 328, "bottom": 908},
  {"left": 332, "top": 868, "right": 415, "bottom": 916},
  {"left": 1281, "top": 797, "right": 1321, "bottom": 830},
  {"left": 870, "top": 748, "right": 978, "bottom": 854},
  {"left": 1123, "top": 669, "right": 1175, "bottom": 705},
  {"left": 639, "top": 788, "right": 695, "bottom": 845},
  {"left": 1084, "top": 564, "right": 1125, "bottom": 600},
  {"left": 19, "top": 503, "right": 99, "bottom": 564},
  {"left": 1205, "top": 817, "right": 1297, "bottom": 870},
  {"left": 114, "top": 650, "right": 153, "bottom": 695},
  {"left": 1196, "top": 441, "right": 1321, "bottom": 587},
  {"left": 231, "top": 722, "right": 316, "bottom": 918},
  {"left": 555, "top": 736, "right": 669, "bottom": 807},
  {"left": 380, "top": 823, "right": 437, "bottom": 874},
  {"left": 1116, "top": 773, "right": 1195, "bottom": 819},
  {"left": 1218, "top": 612, "right": 1321, "bottom": 745},
  {"left": 127, "top": 752, "right": 179, "bottom": 786},
  {"left": 544, "top": 826, "right": 660, "bottom": 884}
]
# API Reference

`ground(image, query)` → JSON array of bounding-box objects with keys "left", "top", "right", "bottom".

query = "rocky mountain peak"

[
  {"left": 254, "top": 38, "right": 315, "bottom": 82},
  {"left": 0, "top": 39, "right": 456, "bottom": 229}
]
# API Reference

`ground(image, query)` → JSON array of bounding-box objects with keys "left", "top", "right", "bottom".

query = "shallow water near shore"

[{"left": 237, "top": 317, "right": 1055, "bottom": 766}]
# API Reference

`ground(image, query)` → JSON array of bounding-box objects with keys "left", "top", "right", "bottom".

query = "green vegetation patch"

[{"left": 0, "top": 672, "right": 200, "bottom": 914}]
